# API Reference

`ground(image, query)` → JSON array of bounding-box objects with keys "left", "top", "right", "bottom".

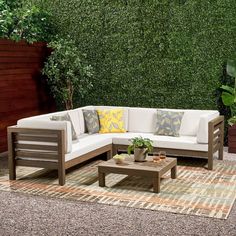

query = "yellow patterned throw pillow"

[{"left": 97, "top": 109, "right": 126, "bottom": 133}]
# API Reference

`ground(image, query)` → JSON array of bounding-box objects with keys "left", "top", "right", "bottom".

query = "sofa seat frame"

[
  {"left": 8, "top": 126, "right": 112, "bottom": 185},
  {"left": 113, "top": 116, "right": 224, "bottom": 170},
  {"left": 8, "top": 116, "right": 224, "bottom": 185}
]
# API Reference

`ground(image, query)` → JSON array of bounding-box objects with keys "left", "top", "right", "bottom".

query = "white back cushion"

[
  {"left": 128, "top": 108, "right": 157, "bottom": 133},
  {"left": 24, "top": 110, "right": 67, "bottom": 121},
  {"left": 159, "top": 109, "right": 219, "bottom": 137},
  {"left": 17, "top": 119, "right": 72, "bottom": 153},
  {"left": 197, "top": 111, "right": 219, "bottom": 143},
  {"left": 23, "top": 109, "right": 82, "bottom": 138},
  {"left": 179, "top": 110, "right": 219, "bottom": 136},
  {"left": 67, "top": 109, "right": 81, "bottom": 137},
  {"left": 74, "top": 106, "right": 95, "bottom": 133},
  {"left": 180, "top": 110, "right": 207, "bottom": 136}
]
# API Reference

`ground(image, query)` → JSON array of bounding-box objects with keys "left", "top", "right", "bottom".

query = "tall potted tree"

[
  {"left": 221, "top": 59, "right": 236, "bottom": 152},
  {"left": 42, "top": 38, "right": 93, "bottom": 110}
]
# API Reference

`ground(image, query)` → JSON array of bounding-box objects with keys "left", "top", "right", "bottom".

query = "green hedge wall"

[{"left": 33, "top": 0, "right": 236, "bottom": 110}]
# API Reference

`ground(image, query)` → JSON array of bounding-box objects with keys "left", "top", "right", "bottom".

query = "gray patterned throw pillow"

[
  {"left": 83, "top": 109, "right": 100, "bottom": 134},
  {"left": 50, "top": 113, "right": 78, "bottom": 140},
  {"left": 155, "top": 110, "right": 184, "bottom": 137}
]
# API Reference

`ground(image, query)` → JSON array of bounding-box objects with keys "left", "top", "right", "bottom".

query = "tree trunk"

[
  {"left": 65, "top": 80, "right": 74, "bottom": 110},
  {"left": 65, "top": 99, "right": 73, "bottom": 110}
]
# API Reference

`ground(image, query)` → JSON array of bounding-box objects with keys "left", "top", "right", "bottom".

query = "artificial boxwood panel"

[{"left": 32, "top": 0, "right": 236, "bottom": 110}]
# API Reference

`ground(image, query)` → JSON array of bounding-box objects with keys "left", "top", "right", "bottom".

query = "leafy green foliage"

[
  {"left": 42, "top": 37, "right": 93, "bottom": 110},
  {"left": 221, "top": 59, "right": 236, "bottom": 124},
  {"left": 228, "top": 116, "right": 236, "bottom": 126},
  {"left": 0, "top": 0, "right": 55, "bottom": 43},
  {"left": 128, "top": 137, "right": 153, "bottom": 155},
  {"left": 31, "top": 0, "right": 236, "bottom": 111},
  {"left": 227, "top": 59, "right": 236, "bottom": 78}
]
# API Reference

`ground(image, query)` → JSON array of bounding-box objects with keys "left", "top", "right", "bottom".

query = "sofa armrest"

[
  {"left": 208, "top": 115, "right": 224, "bottom": 150},
  {"left": 17, "top": 119, "right": 72, "bottom": 153},
  {"left": 197, "top": 112, "right": 220, "bottom": 144}
]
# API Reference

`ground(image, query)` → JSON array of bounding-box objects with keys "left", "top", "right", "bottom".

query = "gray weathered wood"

[{"left": 98, "top": 156, "right": 177, "bottom": 193}]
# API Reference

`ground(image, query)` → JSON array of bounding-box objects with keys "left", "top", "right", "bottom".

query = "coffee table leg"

[
  {"left": 153, "top": 174, "right": 160, "bottom": 193},
  {"left": 98, "top": 171, "right": 105, "bottom": 187},
  {"left": 171, "top": 166, "right": 177, "bottom": 179}
]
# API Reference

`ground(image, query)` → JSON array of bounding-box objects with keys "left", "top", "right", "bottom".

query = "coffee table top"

[{"left": 98, "top": 155, "right": 177, "bottom": 174}]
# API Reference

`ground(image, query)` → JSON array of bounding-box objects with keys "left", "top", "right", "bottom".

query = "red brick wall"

[{"left": 0, "top": 39, "right": 55, "bottom": 152}]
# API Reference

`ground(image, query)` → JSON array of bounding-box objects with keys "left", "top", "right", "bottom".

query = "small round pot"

[{"left": 134, "top": 148, "right": 148, "bottom": 162}]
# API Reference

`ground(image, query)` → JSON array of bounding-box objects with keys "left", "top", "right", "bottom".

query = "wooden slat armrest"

[
  {"left": 7, "top": 126, "right": 66, "bottom": 183},
  {"left": 208, "top": 116, "right": 224, "bottom": 127},
  {"left": 208, "top": 115, "right": 224, "bottom": 170}
]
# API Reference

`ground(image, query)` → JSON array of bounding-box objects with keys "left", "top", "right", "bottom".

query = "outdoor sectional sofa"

[{"left": 8, "top": 106, "right": 224, "bottom": 185}]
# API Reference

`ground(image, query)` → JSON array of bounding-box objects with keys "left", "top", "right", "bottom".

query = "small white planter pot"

[{"left": 134, "top": 148, "right": 148, "bottom": 162}]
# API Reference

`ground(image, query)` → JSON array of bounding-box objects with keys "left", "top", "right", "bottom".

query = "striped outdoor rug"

[{"left": 0, "top": 158, "right": 236, "bottom": 219}]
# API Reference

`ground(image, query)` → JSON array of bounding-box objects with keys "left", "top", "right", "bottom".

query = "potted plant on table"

[
  {"left": 128, "top": 137, "right": 153, "bottom": 162},
  {"left": 221, "top": 58, "right": 236, "bottom": 152}
]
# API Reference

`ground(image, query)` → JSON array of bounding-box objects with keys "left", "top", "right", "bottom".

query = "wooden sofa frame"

[
  {"left": 8, "top": 126, "right": 112, "bottom": 186},
  {"left": 113, "top": 116, "right": 224, "bottom": 170},
  {"left": 8, "top": 116, "right": 224, "bottom": 186}
]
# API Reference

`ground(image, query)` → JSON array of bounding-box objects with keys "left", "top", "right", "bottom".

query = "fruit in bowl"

[{"left": 113, "top": 154, "right": 126, "bottom": 164}]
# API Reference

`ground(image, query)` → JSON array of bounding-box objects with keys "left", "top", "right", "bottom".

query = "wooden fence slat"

[
  {"left": 0, "top": 51, "right": 44, "bottom": 58},
  {"left": 0, "top": 39, "right": 54, "bottom": 152},
  {"left": 0, "top": 57, "right": 42, "bottom": 63}
]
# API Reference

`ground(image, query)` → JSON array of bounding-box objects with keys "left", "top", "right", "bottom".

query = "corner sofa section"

[{"left": 8, "top": 106, "right": 224, "bottom": 185}]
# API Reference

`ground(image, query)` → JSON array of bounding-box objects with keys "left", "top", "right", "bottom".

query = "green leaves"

[
  {"left": 221, "top": 85, "right": 234, "bottom": 94},
  {"left": 228, "top": 116, "right": 236, "bottom": 126},
  {"left": 30, "top": 0, "right": 236, "bottom": 111},
  {"left": 0, "top": 0, "right": 55, "bottom": 43},
  {"left": 227, "top": 59, "right": 236, "bottom": 78},
  {"left": 128, "top": 137, "right": 153, "bottom": 155},
  {"left": 221, "top": 91, "right": 235, "bottom": 106},
  {"left": 42, "top": 37, "right": 93, "bottom": 110},
  {"left": 221, "top": 59, "right": 236, "bottom": 118}
]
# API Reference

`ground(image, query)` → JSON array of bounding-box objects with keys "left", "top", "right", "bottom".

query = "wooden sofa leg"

[
  {"left": 112, "top": 145, "right": 118, "bottom": 156},
  {"left": 58, "top": 168, "right": 65, "bottom": 186},
  {"left": 57, "top": 129, "right": 66, "bottom": 186},
  {"left": 208, "top": 153, "right": 213, "bottom": 170},
  {"left": 9, "top": 159, "right": 16, "bottom": 180},
  {"left": 8, "top": 129, "right": 16, "bottom": 180},
  {"left": 219, "top": 146, "right": 224, "bottom": 160},
  {"left": 106, "top": 149, "right": 112, "bottom": 160}
]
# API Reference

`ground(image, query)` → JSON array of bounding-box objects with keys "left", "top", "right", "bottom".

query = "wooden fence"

[{"left": 0, "top": 39, "right": 55, "bottom": 152}]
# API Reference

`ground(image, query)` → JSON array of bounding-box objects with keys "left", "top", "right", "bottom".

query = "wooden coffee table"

[{"left": 98, "top": 156, "right": 177, "bottom": 193}]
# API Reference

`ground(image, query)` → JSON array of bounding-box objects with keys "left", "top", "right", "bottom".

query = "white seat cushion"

[
  {"left": 65, "top": 133, "right": 114, "bottom": 161},
  {"left": 112, "top": 132, "right": 208, "bottom": 152}
]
